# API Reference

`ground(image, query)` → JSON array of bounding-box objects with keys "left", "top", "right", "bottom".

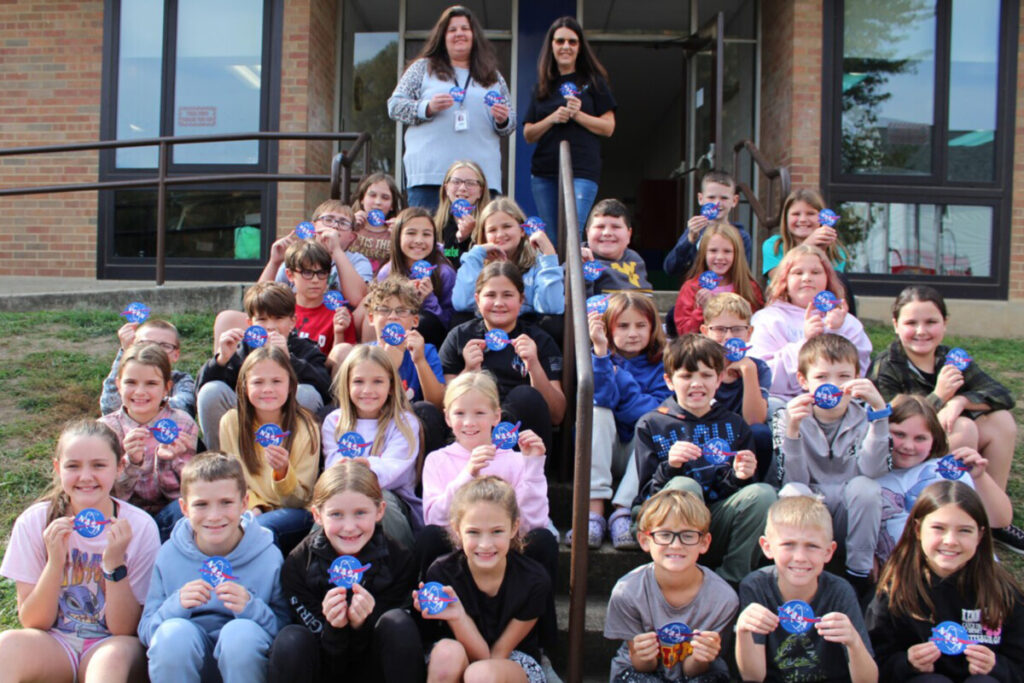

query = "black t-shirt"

[
  {"left": 524, "top": 74, "right": 617, "bottom": 181},
  {"left": 441, "top": 214, "right": 471, "bottom": 263},
  {"left": 421, "top": 550, "right": 550, "bottom": 662},
  {"left": 439, "top": 318, "right": 562, "bottom": 398}
]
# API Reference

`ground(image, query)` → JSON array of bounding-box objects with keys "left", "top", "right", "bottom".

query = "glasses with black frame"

[
  {"left": 647, "top": 529, "right": 704, "bottom": 546},
  {"left": 295, "top": 269, "right": 329, "bottom": 281}
]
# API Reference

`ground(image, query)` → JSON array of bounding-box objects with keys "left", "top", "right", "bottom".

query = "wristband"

[
  {"left": 102, "top": 564, "right": 128, "bottom": 582},
  {"left": 866, "top": 404, "right": 892, "bottom": 422}
]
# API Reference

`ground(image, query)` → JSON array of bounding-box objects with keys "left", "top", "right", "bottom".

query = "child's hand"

[
  {"left": 517, "top": 429, "right": 546, "bottom": 457},
  {"left": 155, "top": 433, "right": 188, "bottom": 462},
  {"left": 267, "top": 329, "right": 290, "bottom": 356},
  {"left": 807, "top": 225, "right": 837, "bottom": 249},
  {"left": 179, "top": 579, "right": 213, "bottom": 609},
  {"left": 964, "top": 643, "right": 997, "bottom": 676},
  {"left": 814, "top": 612, "right": 860, "bottom": 646},
  {"left": 462, "top": 339, "right": 486, "bottom": 371},
  {"left": 690, "top": 630, "right": 721, "bottom": 664},
  {"left": 117, "top": 322, "right": 137, "bottom": 351},
  {"left": 43, "top": 516, "right": 73, "bottom": 566},
  {"left": 803, "top": 303, "right": 825, "bottom": 339},
  {"left": 528, "top": 229, "right": 557, "bottom": 256},
  {"left": 732, "top": 450, "right": 756, "bottom": 480},
  {"left": 353, "top": 209, "right": 368, "bottom": 231},
  {"left": 263, "top": 444, "right": 290, "bottom": 474},
  {"left": 736, "top": 602, "right": 779, "bottom": 635},
  {"left": 103, "top": 517, "right": 134, "bottom": 570},
  {"left": 347, "top": 583, "right": 376, "bottom": 629},
  {"left": 907, "top": 641, "right": 942, "bottom": 673},
  {"left": 454, "top": 215, "right": 476, "bottom": 243},
  {"left": 466, "top": 444, "right": 496, "bottom": 477},
  {"left": 322, "top": 586, "right": 349, "bottom": 628},
  {"left": 724, "top": 356, "right": 754, "bottom": 381},
  {"left": 332, "top": 307, "right": 352, "bottom": 339},
  {"left": 580, "top": 246, "right": 594, "bottom": 262},
  {"left": 215, "top": 581, "right": 251, "bottom": 614},
  {"left": 406, "top": 329, "right": 425, "bottom": 363},
  {"left": 269, "top": 232, "right": 298, "bottom": 264},
  {"left": 935, "top": 363, "right": 965, "bottom": 403},
  {"left": 588, "top": 311, "right": 608, "bottom": 356},
  {"left": 412, "top": 276, "right": 434, "bottom": 302},
  {"left": 842, "top": 378, "right": 886, "bottom": 411},
  {"left": 937, "top": 396, "right": 967, "bottom": 434},
  {"left": 216, "top": 328, "right": 244, "bottom": 365},
  {"left": 823, "top": 298, "right": 848, "bottom": 331},
  {"left": 489, "top": 102, "right": 510, "bottom": 125},
  {"left": 628, "top": 632, "right": 660, "bottom": 668},
  {"left": 668, "top": 441, "right": 702, "bottom": 468},
  {"left": 785, "top": 394, "right": 815, "bottom": 436},
  {"left": 318, "top": 226, "right": 356, "bottom": 253},
  {"left": 123, "top": 426, "right": 150, "bottom": 466},
  {"left": 953, "top": 447, "right": 988, "bottom": 480},
  {"left": 512, "top": 334, "right": 539, "bottom": 370},
  {"left": 686, "top": 214, "right": 709, "bottom": 242},
  {"left": 694, "top": 286, "right": 713, "bottom": 309},
  {"left": 413, "top": 582, "right": 463, "bottom": 621}
]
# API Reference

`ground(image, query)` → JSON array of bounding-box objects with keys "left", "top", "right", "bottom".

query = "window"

[{"left": 823, "top": 0, "right": 1015, "bottom": 299}]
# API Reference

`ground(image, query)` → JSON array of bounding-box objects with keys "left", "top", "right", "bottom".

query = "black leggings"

[
  {"left": 502, "top": 384, "right": 554, "bottom": 456},
  {"left": 416, "top": 310, "right": 448, "bottom": 350},
  {"left": 267, "top": 609, "right": 424, "bottom": 683},
  {"left": 908, "top": 676, "right": 999, "bottom": 683}
]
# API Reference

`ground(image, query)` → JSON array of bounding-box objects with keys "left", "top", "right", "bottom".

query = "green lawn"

[{"left": 0, "top": 312, "right": 1021, "bottom": 630}]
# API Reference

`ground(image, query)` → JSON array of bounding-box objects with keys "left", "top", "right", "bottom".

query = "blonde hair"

[
  {"left": 776, "top": 188, "right": 846, "bottom": 265},
  {"left": 181, "top": 451, "right": 247, "bottom": 499},
  {"left": 685, "top": 223, "right": 760, "bottom": 310},
  {"left": 443, "top": 371, "right": 501, "bottom": 413},
  {"left": 475, "top": 197, "right": 537, "bottom": 271},
  {"left": 449, "top": 476, "right": 523, "bottom": 552},
  {"left": 765, "top": 495, "right": 833, "bottom": 542},
  {"left": 636, "top": 489, "right": 711, "bottom": 534},
  {"left": 766, "top": 244, "right": 847, "bottom": 305},
  {"left": 332, "top": 345, "right": 419, "bottom": 461},
  {"left": 41, "top": 420, "right": 123, "bottom": 526},
  {"left": 703, "top": 292, "right": 753, "bottom": 324},
  {"left": 434, "top": 160, "right": 488, "bottom": 239},
  {"left": 312, "top": 200, "right": 354, "bottom": 222},
  {"left": 312, "top": 459, "right": 384, "bottom": 509},
  {"left": 366, "top": 278, "right": 421, "bottom": 314}
]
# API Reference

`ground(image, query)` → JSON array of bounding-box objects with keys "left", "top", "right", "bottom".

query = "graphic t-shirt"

[{"left": 295, "top": 302, "right": 350, "bottom": 354}]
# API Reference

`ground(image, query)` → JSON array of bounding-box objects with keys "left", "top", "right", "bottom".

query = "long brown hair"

[
  {"left": 352, "top": 172, "right": 404, "bottom": 218},
  {"left": 877, "top": 480, "right": 1021, "bottom": 629},
  {"left": 234, "top": 346, "right": 317, "bottom": 477},
  {"left": 388, "top": 207, "right": 450, "bottom": 295},
  {"left": 415, "top": 5, "right": 499, "bottom": 86},
  {"left": 448, "top": 475, "right": 523, "bottom": 552},
  {"left": 684, "top": 223, "right": 761, "bottom": 311},
  {"left": 603, "top": 292, "right": 665, "bottom": 365},
  {"left": 434, "top": 160, "right": 488, "bottom": 237},
  {"left": 890, "top": 394, "right": 948, "bottom": 460},
  {"left": 40, "top": 420, "right": 123, "bottom": 526},
  {"left": 535, "top": 16, "right": 609, "bottom": 100},
  {"left": 775, "top": 188, "right": 846, "bottom": 265}
]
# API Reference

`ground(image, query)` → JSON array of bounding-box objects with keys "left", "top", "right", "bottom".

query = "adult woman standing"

[
  {"left": 524, "top": 16, "right": 616, "bottom": 245},
  {"left": 387, "top": 6, "right": 515, "bottom": 212}
]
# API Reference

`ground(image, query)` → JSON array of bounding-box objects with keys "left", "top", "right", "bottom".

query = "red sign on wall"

[{"left": 177, "top": 106, "right": 217, "bottom": 127}]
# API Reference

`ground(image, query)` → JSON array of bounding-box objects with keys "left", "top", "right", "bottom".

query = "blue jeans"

[
  {"left": 530, "top": 174, "right": 598, "bottom": 247},
  {"left": 148, "top": 617, "right": 272, "bottom": 683},
  {"left": 255, "top": 507, "right": 313, "bottom": 555},
  {"left": 153, "top": 499, "right": 184, "bottom": 543},
  {"left": 405, "top": 185, "right": 442, "bottom": 212}
]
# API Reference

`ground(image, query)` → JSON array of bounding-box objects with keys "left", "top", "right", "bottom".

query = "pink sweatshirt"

[{"left": 422, "top": 442, "right": 548, "bottom": 532}]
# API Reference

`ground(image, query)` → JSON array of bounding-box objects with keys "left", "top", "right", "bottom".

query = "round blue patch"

[
  {"left": 381, "top": 322, "right": 406, "bottom": 346},
  {"left": 813, "top": 290, "right": 840, "bottom": 313},
  {"left": 120, "top": 301, "right": 151, "bottom": 324},
  {"left": 582, "top": 260, "right": 606, "bottom": 282},
  {"left": 559, "top": 82, "right": 580, "bottom": 98},
  {"left": 295, "top": 221, "right": 316, "bottom": 239},
  {"left": 586, "top": 294, "right": 611, "bottom": 315},
  {"left": 199, "top": 556, "right": 236, "bottom": 587},
  {"left": 73, "top": 508, "right": 109, "bottom": 538},
  {"left": 700, "top": 202, "right": 720, "bottom": 220},
  {"left": 255, "top": 423, "right": 288, "bottom": 448},
  {"left": 410, "top": 259, "right": 438, "bottom": 279},
  {"left": 483, "top": 90, "right": 505, "bottom": 107},
  {"left": 485, "top": 328, "right": 511, "bottom": 352},
  {"left": 521, "top": 215, "right": 545, "bottom": 236},
  {"left": 723, "top": 337, "right": 751, "bottom": 362},
  {"left": 945, "top": 347, "right": 972, "bottom": 372},
  {"left": 818, "top": 208, "right": 839, "bottom": 227},
  {"left": 328, "top": 555, "right": 371, "bottom": 589},
  {"left": 150, "top": 418, "right": 179, "bottom": 445},
  {"left": 419, "top": 581, "right": 458, "bottom": 615},
  {"left": 702, "top": 438, "right": 734, "bottom": 466},
  {"left": 936, "top": 454, "right": 968, "bottom": 480},
  {"left": 931, "top": 621, "right": 970, "bottom": 656},
  {"left": 449, "top": 86, "right": 466, "bottom": 103},
  {"left": 243, "top": 325, "right": 268, "bottom": 348},
  {"left": 323, "top": 290, "right": 347, "bottom": 311},
  {"left": 698, "top": 270, "right": 722, "bottom": 290},
  {"left": 657, "top": 622, "right": 693, "bottom": 645},
  {"left": 367, "top": 209, "right": 387, "bottom": 227},
  {"left": 336, "top": 431, "right": 372, "bottom": 459},
  {"left": 451, "top": 198, "right": 474, "bottom": 219},
  {"left": 813, "top": 383, "right": 843, "bottom": 409},
  {"left": 492, "top": 421, "right": 521, "bottom": 449},
  {"left": 778, "top": 600, "right": 817, "bottom": 634}
]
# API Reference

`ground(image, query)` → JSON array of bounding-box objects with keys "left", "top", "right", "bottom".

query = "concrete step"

[
  {"left": 556, "top": 540, "right": 645, "bottom": 597},
  {"left": 550, "top": 595, "right": 618, "bottom": 679}
]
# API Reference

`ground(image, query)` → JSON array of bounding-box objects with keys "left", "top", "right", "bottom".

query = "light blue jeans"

[
  {"left": 530, "top": 174, "right": 598, "bottom": 247},
  {"left": 148, "top": 617, "right": 272, "bottom": 683}
]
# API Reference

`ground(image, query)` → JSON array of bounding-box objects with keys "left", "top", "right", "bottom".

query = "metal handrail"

[
  {"left": 732, "top": 139, "right": 791, "bottom": 276},
  {"left": 559, "top": 140, "right": 594, "bottom": 683},
  {"left": 0, "top": 131, "right": 371, "bottom": 284}
]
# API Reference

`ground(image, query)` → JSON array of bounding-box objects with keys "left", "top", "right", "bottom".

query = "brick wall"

[
  {"left": 1009, "top": 0, "right": 1024, "bottom": 300},
  {"left": 0, "top": 2, "right": 104, "bottom": 278}
]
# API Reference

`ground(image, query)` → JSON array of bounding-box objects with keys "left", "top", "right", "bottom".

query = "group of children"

[{"left": 1, "top": 163, "right": 1022, "bottom": 683}]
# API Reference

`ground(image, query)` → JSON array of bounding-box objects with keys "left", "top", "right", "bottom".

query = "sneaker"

[
  {"left": 609, "top": 508, "right": 639, "bottom": 550},
  {"left": 993, "top": 524, "right": 1024, "bottom": 556},
  {"left": 565, "top": 512, "right": 606, "bottom": 548}
]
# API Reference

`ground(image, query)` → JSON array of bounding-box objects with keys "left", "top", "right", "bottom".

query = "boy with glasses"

[
  {"left": 101, "top": 318, "right": 196, "bottom": 417},
  {"left": 604, "top": 489, "right": 738, "bottom": 681},
  {"left": 284, "top": 240, "right": 349, "bottom": 355}
]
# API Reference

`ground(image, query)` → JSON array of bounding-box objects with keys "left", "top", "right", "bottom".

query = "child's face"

[
  {"left": 917, "top": 503, "right": 980, "bottom": 579},
  {"left": 368, "top": 295, "right": 419, "bottom": 340},
  {"left": 57, "top": 435, "right": 120, "bottom": 511},
  {"left": 458, "top": 501, "right": 517, "bottom": 572},
  {"left": 313, "top": 490, "right": 386, "bottom": 556},
  {"left": 893, "top": 299, "right": 946, "bottom": 359},
  {"left": 891, "top": 414, "right": 934, "bottom": 470},
  {"left": 349, "top": 360, "right": 390, "bottom": 419},
  {"left": 785, "top": 254, "right": 828, "bottom": 309},
  {"left": 362, "top": 180, "right": 394, "bottom": 214},
  {"left": 786, "top": 200, "right": 819, "bottom": 242},
  {"left": 704, "top": 233, "right": 735, "bottom": 277},
  {"left": 483, "top": 211, "right": 523, "bottom": 256},
  {"left": 475, "top": 275, "right": 523, "bottom": 331},
  {"left": 245, "top": 358, "right": 290, "bottom": 415},
  {"left": 180, "top": 478, "right": 247, "bottom": 555},
  {"left": 446, "top": 389, "right": 502, "bottom": 450},
  {"left": 314, "top": 210, "right": 354, "bottom": 234},
  {"left": 759, "top": 522, "right": 835, "bottom": 592},
  {"left": 697, "top": 181, "right": 738, "bottom": 216},
  {"left": 445, "top": 168, "right": 484, "bottom": 204},
  {"left": 610, "top": 308, "right": 651, "bottom": 359},
  {"left": 701, "top": 311, "right": 752, "bottom": 345},
  {"left": 399, "top": 216, "right": 437, "bottom": 263},
  {"left": 665, "top": 360, "right": 722, "bottom": 415},
  {"left": 797, "top": 358, "right": 856, "bottom": 412},
  {"left": 586, "top": 214, "right": 631, "bottom": 261},
  {"left": 117, "top": 360, "right": 170, "bottom": 423},
  {"left": 638, "top": 513, "right": 711, "bottom": 575},
  {"left": 286, "top": 261, "right": 330, "bottom": 302},
  {"left": 136, "top": 327, "right": 181, "bottom": 364},
  {"left": 249, "top": 312, "right": 296, "bottom": 339}
]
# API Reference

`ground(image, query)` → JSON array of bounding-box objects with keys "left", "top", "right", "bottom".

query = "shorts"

[
  {"left": 425, "top": 647, "right": 544, "bottom": 683},
  {"left": 49, "top": 629, "right": 106, "bottom": 676}
]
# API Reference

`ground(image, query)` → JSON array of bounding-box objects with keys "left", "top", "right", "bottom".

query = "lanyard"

[{"left": 457, "top": 70, "right": 471, "bottom": 109}]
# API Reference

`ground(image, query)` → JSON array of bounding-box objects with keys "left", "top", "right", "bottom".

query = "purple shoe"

[
  {"left": 565, "top": 511, "right": 607, "bottom": 549},
  {"left": 609, "top": 508, "right": 639, "bottom": 550}
]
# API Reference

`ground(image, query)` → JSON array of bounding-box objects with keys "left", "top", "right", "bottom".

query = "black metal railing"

[
  {"left": 732, "top": 139, "right": 791, "bottom": 276},
  {"left": 0, "top": 131, "right": 371, "bottom": 284}
]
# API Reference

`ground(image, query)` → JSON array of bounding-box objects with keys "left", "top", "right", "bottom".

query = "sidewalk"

[{"left": 0, "top": 276, "right": 248, "bottom": 313}]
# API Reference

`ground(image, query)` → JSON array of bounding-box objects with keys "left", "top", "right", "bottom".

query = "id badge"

[{"left": 454, "top": 109, "right": 468, "bottom": 132}]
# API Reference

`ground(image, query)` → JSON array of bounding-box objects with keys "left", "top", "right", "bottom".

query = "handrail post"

[
  {"left": 155, "top": 140, "right": 168, "bottom": 286},
  {"left": 330, "top": 152, "right": 343, "bottom": 200}
]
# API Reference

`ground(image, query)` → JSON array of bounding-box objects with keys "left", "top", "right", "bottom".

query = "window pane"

[
  {"left": 947, "top": 0, "right": 999, "bottom": 182},
  {"left": 840, "top": 201, "right": 991, "bottom": 277},
  {"left": 841, "top": 1, "right": 936, "bottom": 175},
  {"left": 112, "top": 189, "right": 263, "bottom": 259},
  {"left": 173, "top": 0, "right": 264, "bottom": 164},
  {"left": 586, "top": 0, "right": 690, "bottom": 33},
  {"left": 115, "top": 0, "right": 164, "bottom": 168},
  {"left": 407, "top": 0, "right": 510, "bottom": 32}
]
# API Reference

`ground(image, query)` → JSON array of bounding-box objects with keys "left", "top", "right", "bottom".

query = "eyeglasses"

[
  {"left": 296, "top": 269, "right": 329, "bottom": 281},
  {"left": 648, "top": 530, "right": 704, "bottom": 546},
  {"left": 447, "top": 178, "right": 482, "bottom": 189},
  {"left": 374, "top": 306, "right": 415, "bottom": 317},
  {"left": 554, "top": 37, "right": 579, "bottom": 46},
  {"left": 137, "top": 340, "right": 178, "bottom": 353},
  {"left": 707, "top": 325, "right": 750, "bottom": 336},
  {"left": 315, "top": 215, "right": 353, "bottom": 230}
]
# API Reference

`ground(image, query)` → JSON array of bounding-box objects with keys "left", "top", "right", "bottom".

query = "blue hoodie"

[
  {"left": 592, "top": 352, "right": 671, "bottom": 442},
  {"left": 138, "top": 512, "right": 289, "bottom": 645}
]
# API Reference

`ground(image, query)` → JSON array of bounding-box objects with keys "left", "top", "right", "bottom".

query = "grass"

[{"left": 0, "top": 313, "right": 1021, "bottom": 629}]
